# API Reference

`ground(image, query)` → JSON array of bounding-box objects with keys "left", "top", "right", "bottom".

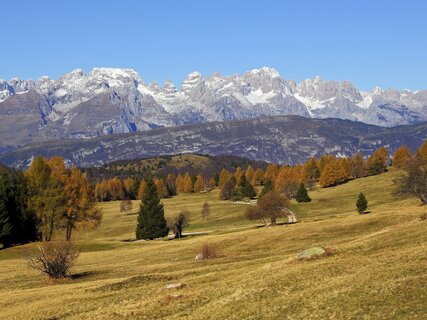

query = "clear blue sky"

[{"left": 1, "top": 0, "right": 426, "bottom": 90}]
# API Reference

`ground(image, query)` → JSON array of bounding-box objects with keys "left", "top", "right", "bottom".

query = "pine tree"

[
  {"left": 356, "top": 192, "right": 368, "bottom": 214},
  {"left": 0, "top": 166, "right": 37, "bottom": 248},
  {"left": 295, "top": 183, "right": 311, "bottom": 203},
  {"left": 259, "top": 179, "right": 274, "bottom": 199},
  {"left": 135, "top": 178, "right": 169, "bottom": 240},
  {"left": 130, "top": 177, "right": 140, "bottom": 200},
  {"left": 392, "top": 145, "right": 412, "bottom": 169},
  {"left": 239, "top": 174, "right": 256, "bottom": 199}
]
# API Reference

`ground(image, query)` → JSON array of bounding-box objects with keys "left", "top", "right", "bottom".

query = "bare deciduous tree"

[
  {"left": 245, "top": 190, "right": 289, "bottom": 225},
  {"left": 27, "top": 241, "right": 79, "bottom": 279},
  {"left": 167, "top": 211, "right": 189, "bottom": 239}
]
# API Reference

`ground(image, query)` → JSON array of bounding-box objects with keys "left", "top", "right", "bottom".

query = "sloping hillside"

[{"left": 0, "top": 171, "right": 425, "bottom": 319}]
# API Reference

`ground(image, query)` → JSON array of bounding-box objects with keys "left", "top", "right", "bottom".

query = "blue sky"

[{"left": 1, "top": 0, "right": 426, "bottom": 90}]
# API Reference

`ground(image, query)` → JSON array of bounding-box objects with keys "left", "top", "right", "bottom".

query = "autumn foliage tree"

[
  {"left": 392, "top": 146, "right": 412, "bottom": 169},
  {"left": 64, "top": 167, "right": 102, "bottom": 241},
  {"left": 367, "top": 147, "right": 389, "bottom": 175},
  {"left": 183, "top": 172, "right": 193, "bottom": 193},
  {"left": 245, "top": 190, "right": 289, "bottom": 225},
  {"left": 193, "top": 175, "right": 205, "bottom": 193}
]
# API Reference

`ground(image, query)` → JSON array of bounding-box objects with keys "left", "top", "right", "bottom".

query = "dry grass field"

[{"left": 0, "top": 170, "right": 426, "bottom": 319}]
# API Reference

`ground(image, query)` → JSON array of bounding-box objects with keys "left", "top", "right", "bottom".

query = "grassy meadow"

[{"left": 0, "top": 170, "right": 426, "bottom": 319}]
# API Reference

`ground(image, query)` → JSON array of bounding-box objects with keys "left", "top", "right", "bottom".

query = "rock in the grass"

[
  {"left": 195, "top": 254, "right": 204, "bottom": 261},
  {"left": 166, "top": 283, "right": 184, "bottom": 289},
  {"left": 297, "top": 246, "right": 326, "bottom": 259}
]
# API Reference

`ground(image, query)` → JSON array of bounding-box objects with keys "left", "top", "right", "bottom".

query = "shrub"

[
  {"left": 420, "top": 213, "right": 427, "bottom": 221},
  {"left": 27, "top": 241, "right": 79, "bottom": 279},
  {"left": 200, "top": 244, "right": 219, "bottom": 259},
  {"left": 120, "top": 199, "right": 133, "bottom": 212}
]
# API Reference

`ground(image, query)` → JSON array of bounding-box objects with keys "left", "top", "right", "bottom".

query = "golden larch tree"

[
  {"left": 183, "top": 172, "right": 193, "bottom": 193},
  {"left": 137, "top": 179, "right": 147, "bottom": 200},
  {"left": 392, "top": 146, "right": 412, "bottom": 169},
  {"left": 64, "top": 166, "right": 102, "bottom": 241},
  {"left": 194, "top": 175, "right": 205, "bottom": 193}
]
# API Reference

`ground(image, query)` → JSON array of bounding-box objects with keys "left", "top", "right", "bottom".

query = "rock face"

[
  {"left": 2, "top": 115, "right": 427, "bottom": 168},
  {"left": 1, "top": 67, "right": 427, "bottom": 152}
]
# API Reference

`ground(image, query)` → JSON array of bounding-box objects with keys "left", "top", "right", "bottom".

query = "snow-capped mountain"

[{"left": 0, "top": 67, "right": 426, "bottom": 151}]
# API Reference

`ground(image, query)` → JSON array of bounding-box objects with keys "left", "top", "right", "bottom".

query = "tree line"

[{"left": 0, "top": 156, "right": 101, "bottom": 248}]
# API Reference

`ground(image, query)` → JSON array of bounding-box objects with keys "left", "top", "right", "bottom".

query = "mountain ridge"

[
  {"left": 1, "top": 67, "right": 427, "bottom": 153},
  {"left": 2, "top": 115, "right": 427, "bottom": 168}
]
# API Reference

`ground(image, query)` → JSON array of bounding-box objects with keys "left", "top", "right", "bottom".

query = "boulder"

[
  {"left": 195, "top": 254, "right": 204, "bottom": 261},
  {"left": 298, "top": 246, "right": 326, "bottom": 259},
  {"left": 166, "top": 283, "right": 185, "bottom": 289}
]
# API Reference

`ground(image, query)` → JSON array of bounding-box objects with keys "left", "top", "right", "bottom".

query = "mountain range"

[
  {"left": 1, "top": 67, "right": 427, "bottom": 154},
  {"left": 2, "top": 115, "right": 427, "bottom": 168}
]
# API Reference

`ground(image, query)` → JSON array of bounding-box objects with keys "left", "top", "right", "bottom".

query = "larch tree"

[
  {"left": 123, "top": 177, "right": 135, "bottom": 198},
  {"left": 367, "top": 147, "right": 389, "bottom": 175},
  {"left": 264, "top": 163, "right": 279, "bottom": 185},
  {"left": 154, "top": 178, "right": 169, "bottom": 198},
  {"left": 208, "top": 177, "right": 217, "bottom": 188},
  {"left": 245, "top": 165, "right": 255, "bottom": 185},
  {"left": 26, "top": 156, "right": 65, "bottom": 241},
  {"left": 252, "top": 168, "right": 265, "bottom": 186},
  {"left": 182, "top": 172, "right": 193, "bottom": 193},
  {"left": 350, "top": 152, "right": 367, "bottom": 178},
  {"left": 108, "top": 177, "right": 124, "bottom": 200},
  {"left": 234, "top": 167, "right": 244, "bottom": 187},
  {"left": 218, "top": 168, "right": 230, "bottom": 188},
  {"left": 64, "top": 166, "right": 102, "bottom": 241},
  {"left": 416, "top": 140, "right": 427, "bottom": 164},
  {"left": 302, "top": 157, "right": 320, "bottom": 187},
  {"left": 319, "top": 162, "right": 338, "bottom": 187},
  {"left": 175, "top": 174, "right": 184, "bottom": 194},
  {"left": 165, "top": 173, "right": 177, "bottom": 196},
  {"left": 193, "top": 175, "right": 205, "bottom": 193},
  {"left": 137, "top": 179, "right": 147, "bottom": 200},
  {"left": 135, "top": 177, "right": 169, "bottom": 240},
  {"left": 392, "top": 146, "right": 412, "bottom": 169}
]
